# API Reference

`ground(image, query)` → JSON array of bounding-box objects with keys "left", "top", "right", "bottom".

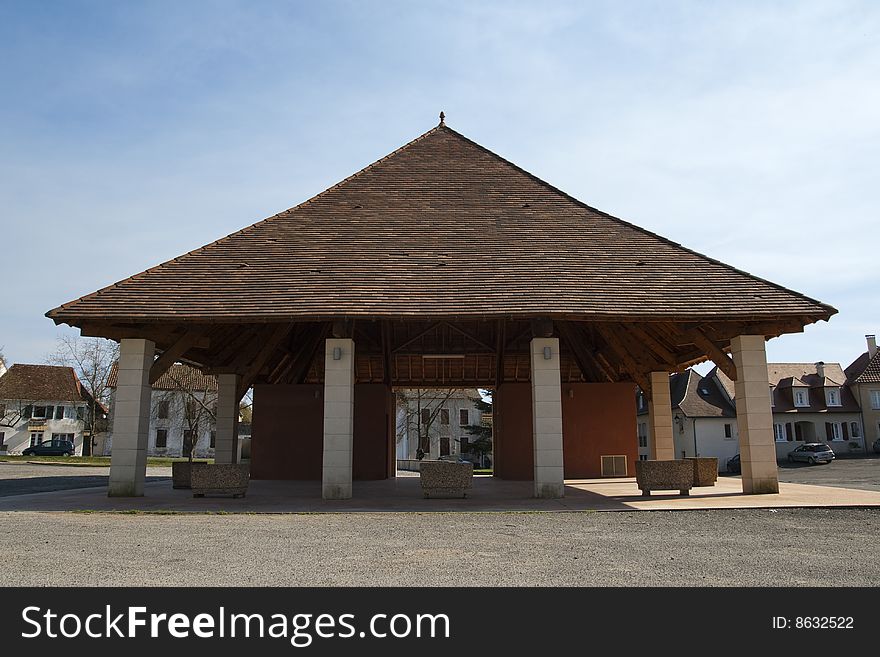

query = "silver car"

[{"left": 787, "top": 443, "right": 835, "bottom": 465}]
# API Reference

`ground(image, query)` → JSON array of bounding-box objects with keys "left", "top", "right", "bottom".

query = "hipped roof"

[{"left": 47, "top": 123, "right": 835, "bottom": 325}]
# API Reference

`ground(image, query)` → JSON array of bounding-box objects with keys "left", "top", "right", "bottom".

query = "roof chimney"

[
  {"left": 815, "top": 361, "right": 825, "bottom": 379},
  {"left": 867, "top": 334, "right": 877, "bottom": 358}
]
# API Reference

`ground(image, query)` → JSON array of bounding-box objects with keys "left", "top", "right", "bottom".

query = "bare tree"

[
  {"left": 49, "top": 335, "right": 118, "bottom": 456},
  {"left": 155, "top": 368, "right": 218, "bottom": 463},
  {"left": 396, "top": 388, "right": 462, "bottom": 459}
]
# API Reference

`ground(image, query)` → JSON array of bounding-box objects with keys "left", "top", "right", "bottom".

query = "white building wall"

[
  {"left": 0, "top": 399, "right": 88, "bottom": 455},
  {"left": 396, "top": 391, "right": 483, "bottom": 461},
  {"left": 104, "top": 388, "right": 216, "bottom": 458}
]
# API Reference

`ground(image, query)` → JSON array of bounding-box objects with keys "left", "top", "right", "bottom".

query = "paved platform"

[{"left": 1, "top": 474, "right": 879, "bottom": 513}]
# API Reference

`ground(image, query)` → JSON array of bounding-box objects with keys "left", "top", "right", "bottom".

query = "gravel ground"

[{"left": 1, "top": 508, "right": 877, "bottom": 586}]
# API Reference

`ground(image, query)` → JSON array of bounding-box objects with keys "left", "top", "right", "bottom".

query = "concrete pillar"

[
  {"left": 214, "top": 373, "right": 240, "bottom": 464},
  {"left": 108, "top": 338, "right": 154, "bottom": 497},
  {"left": 530, "top": 337, "right": 564, "bottom": 498},
  {"left": 648, "top": 371, "right": 675, "bottom": 460},
  {"left": 322, "top": 338, "right": 355, "bottom": 499},
  {"left": 731, "top": 335, "right": 779, "bottom": 494}
]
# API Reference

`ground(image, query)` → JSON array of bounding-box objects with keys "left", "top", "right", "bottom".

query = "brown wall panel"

[
  {"left": 251, "top": 384, "right": 323, "bottom": 480},
  {"left": 562, "top": 383, "right": 638, "bottom": 479},
  {"left": 251, "top": 383, "right": 392, "bottom": 481},
  {"left": 493, "top": 382, "right": 638, "bottom": 480}
]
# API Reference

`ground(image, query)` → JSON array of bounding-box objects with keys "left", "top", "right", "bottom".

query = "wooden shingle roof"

[{"left": 47, "top": 123, "right": 835, "bottom": 325}]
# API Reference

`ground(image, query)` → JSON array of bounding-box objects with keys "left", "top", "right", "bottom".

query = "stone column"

[
  {"left": 108, "top": 338, "right": 154, "bottom": 497},
  {"left": 322, "top": 338, "right": 355, "bottom": 500},
  {"left": 214, "top": 373, "right": 240, "bottom": 464},
  {"left": 730, "top": 335, "right": 779, "bottom": 494},
  {"left": 530, "top": 337, "right": 564, "bottom": 498},
  {"left": 648, "top": 371, "right": 675, "bottom": 460}
]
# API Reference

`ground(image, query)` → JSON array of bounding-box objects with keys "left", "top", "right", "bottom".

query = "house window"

[
  {"left": 724, "top": 423, "right": 732, "bottom": 439},
  {"left": 460, "top": 436, "right": 469, "bottom": 453},
  {"left": 64, "top": 406, "right": 76, "bottom": 419},
  {"left": 32, "top": 406, "right": 47, "bottom": 419},
  {"left": 851, "top": 422, "right": 861, "bottom": 438},
  {"left": 76, "top": 407, "right": 84, "bottom": 421},
  {"left": 157, "top": 400, "right": 169, "bottom": 419},
  {"left": 639, "top": 454, "right": 648, "bottom": 461},
  {"left": 870, "top": 390, "right": 880, "bottom": 410},
  {"left": 794, "top": 390, "right": 809, "bottom": 407},
  {"left": 638, "top": 435, "right": 647, "bottom": 448},
  {"left": 30, "top": 433, "right": 43, "bottom": 446},
  {"left": 773, "top": 423, "right": 787, "bottom": 442},
  {"left": 769, "top": 387, "right": 775, "bottom": 406},
  {"left": 826, "top": 388, "right": 841, "bottom": 407},
  {"left": 420, "top": 408, "right": 430, "bottom": 425},
  {"left": 830, "top": 423, "right": 843, "bottom": 441},
  {"left": 440, "top": 409, "right": 449, "bottom": 425},
  {"left": 54, "top": 406, "right": 64, "bottom": 420},
  {"left": 210, "top": 431, "right": 216, "bottom": 448},
  {"left": 637, "top": 395, "right": 646, "bottom": 411},
  {"left": 155, "top": 429, "right": 168, "bottom": 449},
  {"left": 459, "top": 409, "right": 469, "bottom": 426},
  {"left": 183, "top": 429, "right": 196, "bottom": 453}
]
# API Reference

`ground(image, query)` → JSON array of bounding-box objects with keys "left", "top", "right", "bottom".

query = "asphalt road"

[
  {"left": 0, "top": 508, "right": 877, "bottom": 586},
  {"left": 0, "top": 462, "right": 170, "bottom": 497},
  {"left": 720, "top": 456, "right": 880, "bottom": 493}
]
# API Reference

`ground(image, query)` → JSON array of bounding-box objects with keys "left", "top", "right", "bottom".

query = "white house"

[
  {"left": 638, "top": 361, "right": 865, "bottom": 471},
  {"left": 637, "top": 369, "right": 739, "bottom": 471},
  {"left": 105, "top": 363, "right": 219, "bottom": 458},
  {"left": 0, "top": 364, "right": 97, "bottom": 455},
  {"left": 395, "top": 388, "right": 485, "bottom": 464}
]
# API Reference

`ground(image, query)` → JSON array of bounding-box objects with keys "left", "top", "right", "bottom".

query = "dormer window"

[
  {"left": 825, "top": 388, "right": 841, "bottom": 407},
  {"left": 769, "top": 386, "right": 775, "bottom": 406},
  {"left": 794, "top": 390, "right": 809, "bottom": 407}
]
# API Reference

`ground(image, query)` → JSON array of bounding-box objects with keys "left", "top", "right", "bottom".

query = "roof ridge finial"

[{"left": 439, "top": 110, "right": 445, "bottom": 125}]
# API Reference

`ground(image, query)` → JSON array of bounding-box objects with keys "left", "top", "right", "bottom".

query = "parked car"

[
  {"left": 787, "top": 443, "right": 835, "bottom": 465},
  {"left": 22, "top": 439, "right": 75, "bottom": 457},
  {"left": 726, "top": 454, "right": 741, "bottom": 474}
]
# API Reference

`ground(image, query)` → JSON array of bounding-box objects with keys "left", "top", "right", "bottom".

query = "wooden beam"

[
  {"left": 629, "top": 324, "right": 676, "bottom": 365},
  {"left": 443, "top": 322, "right": 496, "bottom": 352},
  {"left": 292, "top": 324, "right": 329, "bottom": 384},
  {"left": 557, "top": 322, "right": 605, "bottom": 382},
  {"left": 688, "top": 327, "right": 738, "bottom": 381},
  {"left": 594, "top": 324, "right": 651, "bottom": 391},
  {"left": 392, "top": 321, "right": 442, "bottom": 353},
  {"left": 494, "top": 319, "right": 506, "bottom": 388},
  {"left": 149, "top": 329, "right": 204, "bottom": 385},
  {"left": 237, "top": 323, "right": 293, "bottom": 400},
  {"left": 381, "top": 321, "right": 392, "bottom": 386}
]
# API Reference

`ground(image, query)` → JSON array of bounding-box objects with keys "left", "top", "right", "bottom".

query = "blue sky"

[{"left": 1, "top": 0, "right": 877, "bottom": 370}]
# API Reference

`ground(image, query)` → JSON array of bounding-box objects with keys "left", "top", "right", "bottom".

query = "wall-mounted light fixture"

[
  {"left": 332, "top": 347, "right": 342, "bottom": 361},
  {"left": 543, "top": 346, "right": 552, "bottom": 360}
]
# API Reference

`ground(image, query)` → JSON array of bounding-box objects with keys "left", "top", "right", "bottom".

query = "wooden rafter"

[
  {"left": 594, "top": 324, "right": 651, "bottom": 391},
  {"left": 237, "top": 323, "right": 293, "bottom": 400},
  {"left": 149, "top": 328, "right": 204, "bottom": 385},
  {"left": 688, "top": 327, "right": 738, "bottom": 381},
  {"left": 392, "top": 322, "right": 442, "bottom": 353}
]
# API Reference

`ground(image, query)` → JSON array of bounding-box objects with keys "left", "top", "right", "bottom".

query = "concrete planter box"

[
  {"left": 635, "top": 460, "right": 693, "bottom": 496},
  {"left": 687, "top": 457, "right": 718, "bottom": 487},
  {"left": 191, "top": 463, "right": 250, "bottom": 498},
  {"left": 420, "top": 461, "right": 473, "bottom": 499},
  {"left": 172, "top": 461, "right": 193, "bottom": 489},
  {"left": 171, "top": 460, "right": 212, "bottom": 489}
]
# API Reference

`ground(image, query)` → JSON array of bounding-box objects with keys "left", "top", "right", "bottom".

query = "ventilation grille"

[{"left": 601, "top": 455, "right": 628, "bottom": 477}]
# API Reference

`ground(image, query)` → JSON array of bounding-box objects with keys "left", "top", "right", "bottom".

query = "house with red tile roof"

[{"left": 0, "top": 364, "right": 99, "bottom": 455}]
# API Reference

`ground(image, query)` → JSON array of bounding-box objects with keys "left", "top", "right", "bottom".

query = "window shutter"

[
  {"left": 842, "top": 422, "right": 849, "bottom": 439},
  {"left": 825, "top": 422, "right": 833, "bottom": 440},
  {"left": 23, "top": 405, "right": 32, "bottom": 419},
  {"left": 785, "top": 423, "right": 793, "bottom": 441}
]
